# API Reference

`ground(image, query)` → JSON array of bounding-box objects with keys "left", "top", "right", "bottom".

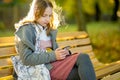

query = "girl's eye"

[
  {"left": 42, "top": 14, "right": 52, "bottom": 17},
  {"left": 49, "top": 15, "right": 52, "bottom": 17}
]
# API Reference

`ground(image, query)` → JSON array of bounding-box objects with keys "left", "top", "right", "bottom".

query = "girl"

[{"left": 13, "top": 0, "right": 96, "bottom": 80}]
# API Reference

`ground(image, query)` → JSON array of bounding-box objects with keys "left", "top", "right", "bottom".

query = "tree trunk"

[
  {"left": 118, "top": 0, "right": 120, "bottom": 31},
  {"left": 111, "top": 0, "right": 119, "bottom": 21},
  {"left": 95, "top": 1, "right": 101, "bottom": 21},
  {"left": 75, "top": 0, "right": 86, "bottom": 31}
]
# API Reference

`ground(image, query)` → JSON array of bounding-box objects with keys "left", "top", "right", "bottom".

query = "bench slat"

[
  {"left": 0, "top": 47, "right": 15, "bottom": 56},
  {"left": 0, "top": 37, "right": 15, "bottom": 43},
  {"left": 0, "top": 45, "right": 92, "bottom": 59},
  {"left": 0, "top": 31, "right": 88, "bottom": 43},
  {"left": 0, "top": 65, "right": 13, "bottom": 70},
  {"left": 0, "top": 54, "right": 16, "bottom": 59},
  {"left": 57, "top": 31, "right": 88, "bottom": 41},
  {"left": 0, "top": 68, "right": 13, "bottom": 77},
  {"left": 0, "top": 43, "right": 15, "bottom": 48},
  {"left": 101, "top": 71, "right": 120, "bottom": 80},
  {"left": 70, "top": 45, "right": 93, "bottom": 54},
  {"left": 0, "top": 38, "right": 91, "bottom": 57},
  {"left": 58, "top": 38, "right": 91, "bottom": 48},
  {"left": 0, "top": 75, "right": 13, "bottom": 80},
  {"left": 0, "top": 31, "right": 88, "bottom": 48},
  {"left": 96, "top": 61, "right": 120, "bottom": 79}
]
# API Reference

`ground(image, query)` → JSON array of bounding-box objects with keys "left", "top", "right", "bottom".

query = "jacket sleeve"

[
  {"left": 50, "top": 29, "right": 59, "bottom": 50},
  {"left": 15, "top": 24, "right": 56, "bottom": 66}
]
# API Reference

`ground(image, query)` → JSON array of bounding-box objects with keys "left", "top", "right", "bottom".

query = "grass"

[
  {"left": 0, "top": 24, "right": 77, "bottom": 37},
  {"left": 58, "top": 24, "right": 78, "bottom": 33},
  {"left": 0, "top": 21, "right": 120, "bottom": 63},
  {"left": 0, "top": 29, "right": 15, "bottom": 37},
  {"left": 87, "top": 21, "right": 120, "bottom": 63}
]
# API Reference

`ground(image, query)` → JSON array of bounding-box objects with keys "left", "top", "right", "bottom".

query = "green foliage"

[
  {"left": 58, "top": 24, "right": 78, "bottom": 32},
  {"left": 82, "top": 0, "right": 96, "bottom": 15},
  {"left": 0, "top": 0, "right": 28, "bottom": 7},
  {"left": 0, "top": 0, "right": 14, "bottom": 7},
  {"left": 55, "top": 0, "right": 64, "bottom": 6},
  {"left": 87, "top": 21, "right": 120, "bottom": 63},
  {"left": 98, "top": 0, "right": 114, "bottom": 15},
  {"left": 0, "top": 22, "right": 5, "bottom": 30},
  {"left": 0, "top": 30, "right": 14, "bottom": 37},
  {"left": 55, "top": 0, "right": 116, "bottom": 23},
  {"left": 62, "top": 0, "right": 76, "bottom": 17},
  {"left": 14, "top": 0, "right": 28, "bottom": 4}
]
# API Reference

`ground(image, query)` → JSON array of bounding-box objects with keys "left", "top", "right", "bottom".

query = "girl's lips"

[{"left": 44, "top": 22, "right": 49, "bottom": 24}]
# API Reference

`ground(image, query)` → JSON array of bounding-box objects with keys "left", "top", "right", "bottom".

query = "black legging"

[{"left": 67, "top": 53, "right": 96, "bottom": 80}]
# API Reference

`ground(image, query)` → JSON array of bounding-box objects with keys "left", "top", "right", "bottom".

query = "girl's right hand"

[{"left": 55, "top": 48, "right": 67, "bottom": 60}]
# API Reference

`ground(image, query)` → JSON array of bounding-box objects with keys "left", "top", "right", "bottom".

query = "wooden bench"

[
  {"left": 101, "top": 71, "right": 120, "bottom": 80},
  {"left": 0, "top": 31, "right": 120, "bottom": 80}
]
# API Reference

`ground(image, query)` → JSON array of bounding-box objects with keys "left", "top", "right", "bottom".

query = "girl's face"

[{"left": 37, "top": 7, "right": 53, "bottom": 27}]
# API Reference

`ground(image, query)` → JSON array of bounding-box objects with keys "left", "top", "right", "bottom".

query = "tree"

[
  {"left": 111, "top": 0, "right": 119, "bottom": 21},
  {"left": 74, "top": 0, "right": 87, "bottom": 31},
  {"left": 0, "top": 0, "right": 30, "bottom": 30},
  {"left": 95, "top": 0, "right": 101, "bottom": 21}
]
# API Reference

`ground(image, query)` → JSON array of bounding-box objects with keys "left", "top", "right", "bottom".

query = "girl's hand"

[
  {"left": 55, "top": 48, "right": 68, "bottom": 60},
  {"left": 63, "top": 48, "right": 70, "bottom": 56}
]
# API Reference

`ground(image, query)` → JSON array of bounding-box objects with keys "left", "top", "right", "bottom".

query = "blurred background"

[{"left": 0, "top": 0, "right": 120, "bottom": 63}]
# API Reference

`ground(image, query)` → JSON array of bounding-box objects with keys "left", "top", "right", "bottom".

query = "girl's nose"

[{"left": 46, "top": 16, "right": 50, "bottom": 22}]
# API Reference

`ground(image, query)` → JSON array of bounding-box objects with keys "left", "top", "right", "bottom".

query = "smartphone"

[{"left": 62, "top": 46, "right": 71, "bottom": 50}]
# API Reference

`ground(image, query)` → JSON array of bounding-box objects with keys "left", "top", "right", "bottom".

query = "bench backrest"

[{"left": 0, "top": 31, "right": 100, "bottom": 78}]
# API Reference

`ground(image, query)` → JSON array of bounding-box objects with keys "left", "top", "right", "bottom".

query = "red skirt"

[{"left": 50, "top": 53, "right": 79, "bottom": 80}]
